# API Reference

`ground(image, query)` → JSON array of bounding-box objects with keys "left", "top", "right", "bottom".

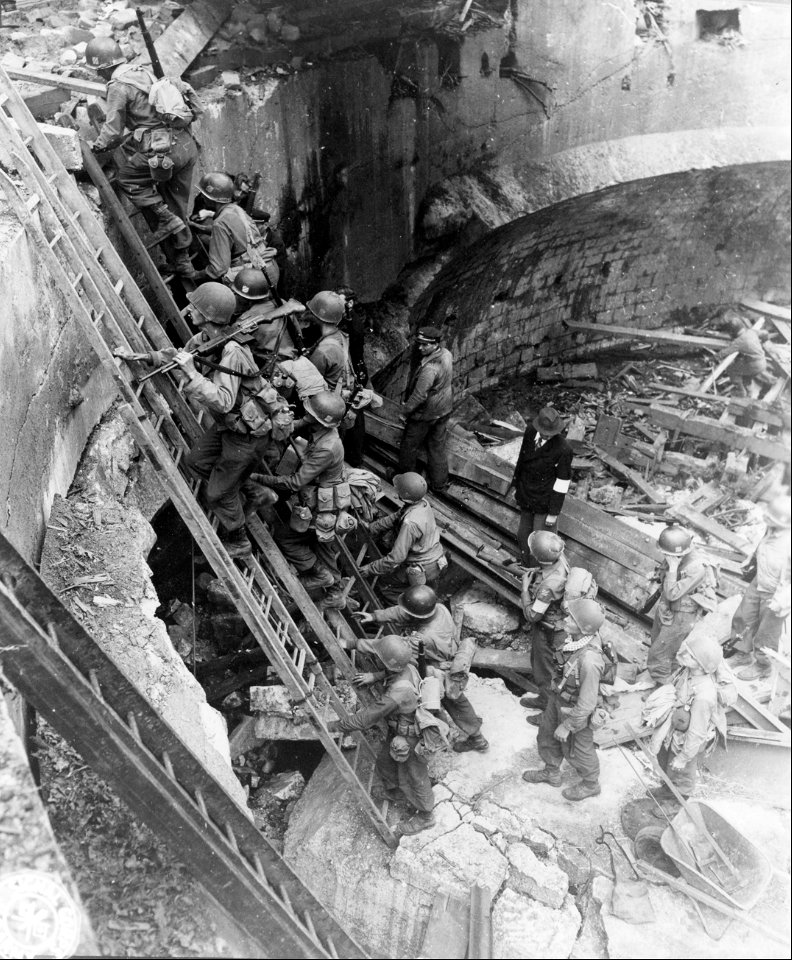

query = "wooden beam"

[
  {"left": 648, "top": 404, "right": 790, "bottom": 463},
  {"left": 699, "top": 316, "right": 765, "bottom": 393},
  {"left": 418, "top": 890, "right": 469, "bottom": 960},
  {"left": 468, "top": 883, "right": 492, "bottom": 960},
  {"left": 565, "top": 320, "right": 725, "bottom": 349},
  {"left": 740, "top": 297, "right": 791, "bottom": 322},
  {"left": 5, "top": 67, "right": 107, "bottom": 97},
  {"left": 593, "top": 446, "right": 666, "bottom": 503},
  {"left": 667, "top": 502, "right": 753, "bottom": 555},
  {"left": 135, "top": 0, "right": 234, "bottom": 77}
]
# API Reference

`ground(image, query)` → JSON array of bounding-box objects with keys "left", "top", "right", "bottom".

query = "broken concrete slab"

[
  {"left": 554, "top": 839, "right": 592, "bottom": 890},
  {"left": 451, "top": 583, "right": 520, "bottom": 639},
  {"left": 251, "top": 684, "right": 338, "bottom": 740},
  {"left": 506, "top": 842, "right": 569, "bottom": 908},
  {"left": 492, "top": 889, "right": 581, "bottom": 959},
  {"left": 254, "top": 770, "right": 306, "bottom": 805}
]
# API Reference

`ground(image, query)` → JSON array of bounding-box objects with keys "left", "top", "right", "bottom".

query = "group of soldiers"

[{"left": 86, "top": 35, "right": 790, "bottom": 837}]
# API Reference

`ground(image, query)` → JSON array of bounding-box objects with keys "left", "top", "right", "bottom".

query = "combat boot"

[
  {"left": 319, "top": 584, "right": 348, "bottom": 610},
  {"left": 737, "top": 659, "right": 771, "bottom": 681},
  {"left": 526, "top": 713, "right": 543, "bottom": 727},
  {"left": 300, "top": 564, "right": 335, "bottom": 592},
  {"left": 242, "top": 481, "right": 278, "bottom": 519},
  {"left": 562, "top": 781, "right": 601, "bottom": 802},
  {"left": 522, "top": 766, "right": 562, "bottom": 787},
  {"left": 520, "top": 695, "right": 546, "bottom": 709},
  {"left": 149, "top": 203, "right": 186, "bottom": 245},
  {"left": 399, "top": 811, "right": 436, "bottom": 836},
  {"left": 170, "top": 246, "right": 197, "bottom": 279},
  {"left": 221, "top": 526, "right": 252, "bottom": 560},
  {"left": 452, "top": 734, "right": 489, "bottom": 753},
  {"left": 372, "top": 786, "right": 406, "bottom": 803}
]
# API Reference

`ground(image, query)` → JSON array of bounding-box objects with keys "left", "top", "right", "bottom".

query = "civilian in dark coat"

[{"left": 511, "top": 407, "right": 573, "bottom": 564}]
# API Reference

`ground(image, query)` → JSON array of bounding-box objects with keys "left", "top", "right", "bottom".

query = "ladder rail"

[{"left": 0, "top": 538, "right": 369, "bottom": 959}]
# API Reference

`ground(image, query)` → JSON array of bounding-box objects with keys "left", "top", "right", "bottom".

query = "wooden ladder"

[{"left": 0, "top": 64, "right": 397, "bottom": 849}]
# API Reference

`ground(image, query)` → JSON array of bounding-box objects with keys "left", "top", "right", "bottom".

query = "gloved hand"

[
  {"left": 352, "top": 672, "right": 376, "bottom": 687},
  {"left": 554, "top": 722, "right": 571, "bottom": 742},
  {"left": 252, "top": 474, "right": 281, "bottom": 488},
  {"left": 358, "top": 563, "right": 374, "bottom": 578}
]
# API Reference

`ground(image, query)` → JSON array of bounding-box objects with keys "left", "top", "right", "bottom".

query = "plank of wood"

[
  {"left": 565, "top": 320, "right": 725, "bottom": 348},
  {"left": 487, "top": 666, "right": 539, "bottom": 693},
  {"left": 5, "top": 67, "right": 107, "bottom": 97},
  {"left": 139, "top": 0, "right": 234, "bottom": 77},
  {"left": 730, "top": 688, "right": 789, "bottom": 734},
  {"left": 472, "top": 648, "right": 532, "bottom": 672},
  {"left": 726, "top": 726, "right": 790, "bottom": 745},
  {"left": 536, "top": 362, "right": 598, "bottom": 382},
  {"left": 593, "top": 446, "right": 666, "bottom": 502},
  {"left": 699, "top": 316, "right": 766, "bottom": 392},
  {"left": 647, "top": 382, "right": 789, "bottom": 427},
  {"left": 468, "top": 883, "right": 493, "bottom": 960},
  {"left": 418, "top": 889, "right": 469, "bottom": 960},
  {"left": 648, "top": 404, "right": 790, "bottom": 463},
  {"left": 740, "top": 297, "right": 791, "bottom": 321},
  {"left": 667, "top": 502, "right": 753, "bottom": 555}
]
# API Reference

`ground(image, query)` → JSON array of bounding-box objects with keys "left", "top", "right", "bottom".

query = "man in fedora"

[{"left": 510, "top": 406, "right": 573, "bottom": 565}]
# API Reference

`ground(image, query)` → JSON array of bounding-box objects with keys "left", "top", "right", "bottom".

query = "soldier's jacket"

[
  {"left": 718, "top": 329, "right": 767, "bottom": 376},
  {"left": 93, "top": 65, "right": 163, "bottom": 150},
  {"left": 238, "top": 299, "right": 297, "bottom": 359},
  {"left": 555, "top": 636, "right": 605, "bottom": 733},
  {"left": 370, "top": 603, "right": 455, "bottom": 664},
  {"left": 403, "top": 346, "right": 453, "bottom": 421},
  {"left": 205, "top": 204, "right": 253, "bottom": 281},
  {"left": 337, "top": 662, "right": 420, "bottom": 733},
  {"left": 307, "top": 330, "right": 350, "bottom": 392},
  {"left": 521, "top": 555, "right": 569, "bottom": 627},
  {"left": 753, "top": 527, "right": 791, "bottom": 605},
  {"left": 655, "top": 550, "right": 716, "bottom": 625},
  {"left": 180, "top": 331, "right": 257, "bottom": 433},
  {"left": 367, "top": 499, "right": 444, "bottom": 575},
  {"left": 269, "top": 426, "right": 344, "bottom": 493}
]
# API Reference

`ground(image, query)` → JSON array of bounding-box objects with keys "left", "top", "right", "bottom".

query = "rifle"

[
  {"left": 261, "top": 259, "right": 283, "bottom": 308},
  {"left": 135, "top": 7, "right": 164, "bottom": 79},
  {"left": 245, "top": 172, "right": 261, "bottom": 214}
]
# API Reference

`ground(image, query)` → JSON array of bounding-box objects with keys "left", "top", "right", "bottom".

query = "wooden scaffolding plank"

[{"left": 138, "top": 0, "right": 235, "bottom": 77}]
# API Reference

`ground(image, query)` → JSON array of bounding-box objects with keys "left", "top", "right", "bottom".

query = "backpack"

[{"left": 148, "top": 75, "right": 200, "bottom": 127}]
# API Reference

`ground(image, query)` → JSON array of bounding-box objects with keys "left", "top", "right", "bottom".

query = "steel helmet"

[
  {"left": 393, "top": 472, "right": 427, "bottom": 503},
  {"left": 376, "top": 635, "right": 413, "bottom": 672},
  {"left": 678, "top": 635, "right": 722, "bottom": 674},
  {"left": 231, "top": 267, "right": 276, "bottom": 301},
  {"left": 398, "top": 585, "right": 438, "bottom": 620},
  {"left": 303, "top": 390, "right": 346, "bottom": 427},
  {"left": 658, "top": 525, "right": 693, "bottom": 556},
  {"left": 186, "top": 282, "right": 236, "bottom": 325},
  {"left": 197, "top": 172, "right": 235, "bottom": 204},
  {"left": 566, "top": 598, "right": 605, "bottom": 635},
  {"left": 764, "top": 495, "right": 791, "bottom": 529},
  {"left": 527, "top": 530, "right": 565, "bottom": 565},
  {"left": 85, "top": 38, "right": 125, "bottom": 69},
  {"left": 307, "top": 291, "right": 345, "bottom": 325}
]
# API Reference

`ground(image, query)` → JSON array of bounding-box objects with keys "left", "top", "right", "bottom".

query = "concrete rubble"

[{"left": 451, "top": 584, "right": 521, "bottom": 639}]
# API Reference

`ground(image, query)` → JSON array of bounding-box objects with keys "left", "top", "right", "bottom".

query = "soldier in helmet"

[
  {"left": 191, "top": 173, "right": 276, "bottom": 284},
  {"left": 647, "top": 526, "right": 717, "bottom": 684},
  {"left": 120, "top": 282, "right": 288, "bottom": 559},
  {"left": 86, "top": 37, "right": 200, "bottom": 277},
  {"left": 726, "top": 495, "right": 791, "bottom": 681},
  {"left": 303, "top": 292, "right": 351, "bottom": 392},
  {"left": 250, "top": 208, "right": 288, "bottom": 298},
  {"left": 519, "top": 531, "right": 570, "bottom": 725},
  {"left": 231, "top": 267, "right": 300, "bottom": 362},
  {"left": 522, "top": 599, "right": 608, "bottom": 801},
  {"left": 255, "top": 391, "right": 348, "bottom": 605},
  {"left": 328, "top": 635, "right": 436, "bottom": 835},
  {"left": 354, "top": 585, "right": 488, "bottom": 753},
  {"left": 359, "top": 472, "right": 448, "bottom": 603},
  {"left": 398, "top": 327, "right": 453, "bottom": 493}
]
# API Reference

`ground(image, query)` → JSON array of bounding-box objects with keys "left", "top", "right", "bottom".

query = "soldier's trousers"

[
  {"left": 658, "top": 743, "right": 705, "bottom": 798},
  {"left": 376, "top": 734, "right": 434, "bottom": 813},
  {"left": 529, "top": 623, "right": 564, "bottom": 707},
  {"left": 398, "top": 414, "right": 450, "bottom": 491},
  {"left": 442, "top": 693, "right": 482, "bottom": 737},
  {"left": 117, "top": 128, "right": 197, "bottom": 248},
  {"left": 185, "top": 425, "right": 270, "bottom": 533},
  {"left": 730, "top": 582, "right": 785, "bottom": 667},
  {"left": 537, "top": 694, "right": 599, "bottom": 786},
  {"left": 647, "top": 609, "right": 700, "bottom": 684},
  {"left": 271, "top": 515, "right": 341, "bottom": 583}
]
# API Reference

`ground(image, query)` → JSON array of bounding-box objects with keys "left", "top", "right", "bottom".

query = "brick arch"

[{"left": 401, "top": 161, "right": 790, "bottom": 396}]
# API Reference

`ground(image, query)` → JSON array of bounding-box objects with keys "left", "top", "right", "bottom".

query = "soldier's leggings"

[{"left": 537, "top": 693, "right": 599, "bottom": 786}]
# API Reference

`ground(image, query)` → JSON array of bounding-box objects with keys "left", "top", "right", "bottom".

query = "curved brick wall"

[{"left": 404, "top": 161, "right": 791, "bottom": 395}]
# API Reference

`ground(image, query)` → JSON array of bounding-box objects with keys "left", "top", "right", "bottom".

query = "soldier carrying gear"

[
  {"left": 519, "top": 530, "right": 570, "bottom": 725},
  {"left": 522, "top": 598, "right": 608, "bottom": 802},
  {"left": 398, "top": 326, "right": 453, "bottom": 493},
  {"left": 727, "top": 495, "right": 791, "bottom": 681},
  {"left": 327, "top": 635, "right": 436, "bottom": 836},
  {"left": 250, "top": 208, "right": 288, "bottom": 298},
  {"left": 650, "top": 634, "right": 736, "bottom": 806},
  {"left": 191, "top": 173, "right": 279, "bottom": 285},
  {"left": 354, "top": 586, "right": 488, "bottom": 753},
  {"left": 510, "top": 406, "right": 573, "bottom": 565},
  {"left": 120, "top": 281, "right": 291, "bottom": 560},
  {"left": 647, "top": 525, "right": 717, "bottom": 684},
  {"left": 86, "top": 37, "right": 201, "bottom": 278},
  {"left": 231, "top": 267, "right": 302, "bottom": 363},
  {"left": 715, "top": 314, "right": 774, "bottom": 397},
  {"left": 255, "top": 391, "right": 350, "bottom": 607},
  {"left": 304, "top": 291, "right": 353, "bottom": 389},
  {"left": 359, "top": 472, "right": 448, "bottom": 603}
]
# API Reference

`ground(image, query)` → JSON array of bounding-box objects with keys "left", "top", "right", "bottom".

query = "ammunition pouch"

[
  {"left": 388, "top": 717, "right": 419, "bottom": 738},
  {"left": 289, "top": 502, "right": 312, "bottom": 533}
]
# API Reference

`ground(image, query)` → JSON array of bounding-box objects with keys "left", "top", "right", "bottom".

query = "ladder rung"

[
  {"left": 22, "top": 134, "right": 33, "bottom": 147},
  {"left": 69, "top": 272, "right": 84, "bottom": 290},
  {"left": 161, "top": 751, "right": 174, "bottom": 780},
  {"left": 46, "top": 171, "right": 59, "bottom": 185},
  {"left": 194, "top": 788, "right": 208, "bottom": 819},
  {"left": 224, "top": 823, "right": 239, "bottom": 852},
  {"left": 88, "top": 669, "right": 103, "bottom": 700},
  {"left": 127, "top": 712, "right": 142, "bottom": 744},
  {"left": 295, "top": 649, "right": 306, "bottom": 674},
  {"left": 114, "top": 277, "right": 123, "bottom": 294},
  {"left": 48, "top": 230, "right": 64, "bottom": 248},
  {"left": 0, "top": 94, "right": 8, "bottom": 107},
  {"left": 25, "top": 193, "right": 41, "bottom": 211}
]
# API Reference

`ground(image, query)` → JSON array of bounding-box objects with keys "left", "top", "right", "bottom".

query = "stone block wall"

[{"left": 408, "top": 162, "right": 791, "bottom": 394}]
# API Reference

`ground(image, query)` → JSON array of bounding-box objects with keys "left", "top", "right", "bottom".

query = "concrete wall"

[
  {"left": 0, "top": 209, "right": 115, "bottom": 562},
  {"left": 403, "top": 161, "right": 791, "bottom": 395},
  {"left": 196, "top": 0, "right": 791, "bottom": 299}
]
